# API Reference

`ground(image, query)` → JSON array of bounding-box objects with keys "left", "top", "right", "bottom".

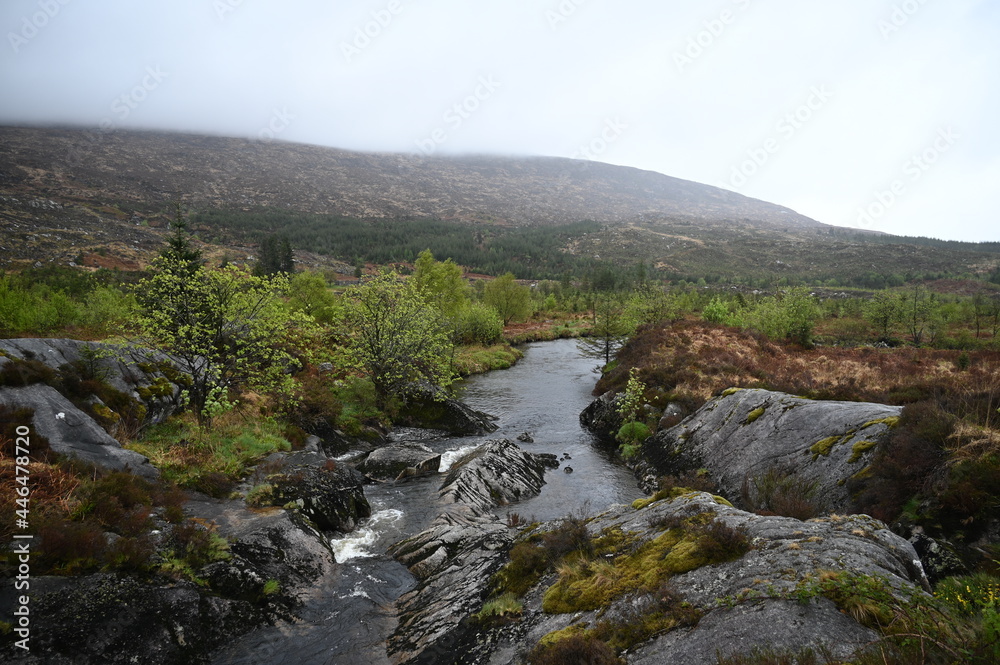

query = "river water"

[{"left": 211, "top": 339, "right": 644, "bottom": 665}]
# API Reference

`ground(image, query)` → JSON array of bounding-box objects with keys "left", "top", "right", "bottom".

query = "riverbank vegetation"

[{"left": 3, "top": 208, "right": 1000, "bottom": 662}]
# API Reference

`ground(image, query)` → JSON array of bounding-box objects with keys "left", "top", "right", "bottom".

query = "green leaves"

[
  {"left": 135, "top": 258, "right": 313, "bottom": 424},
  {"left": 338, "top": 272, "right": 454, "bottom": 407}
]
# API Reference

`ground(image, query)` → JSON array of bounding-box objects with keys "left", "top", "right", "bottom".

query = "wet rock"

[
  {"left": 439, "top": 439, "right": 557, "bottom": 513},
  {"left": 388, "top": 509, "right": 512, "bottom": 665},
  {"left": 505, "top": 493, "right": 928, "bottom": 665},
  {"left": 643, "top": 388, "right": 902, "bottom": 514},
  {"left": 397, "top": 386, "right": 499, "bottom": 436},
  {"left": 579, "top": 390, "right": 622, "bottom": 442},
  {"left": 361, "top": 443, "right": 442, "bottom": 482},
  {"left": 266, "top": 461, "right": 372, "bottom": 533},
  {"left": 0, "top": 384, "right": 157, "bottom": 478},
  {"left": 516, "top": 432, "right": 534, "bottom": 443}
]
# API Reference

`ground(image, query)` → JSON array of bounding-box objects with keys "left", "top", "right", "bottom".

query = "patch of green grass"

[
  {"left": 453, "top": 343, "right": 523, "bottom": 376},
  {"left": 129, "top": 413, "right": 291, "bottom": 494},
  {"left": 862, "top": 416, "right": 900, "bottom": 429}
]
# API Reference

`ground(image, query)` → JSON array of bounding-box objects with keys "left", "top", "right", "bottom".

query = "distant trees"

[
  {"left": 864, "top": 292, "right": 902, "bottom": 341},
  {"left": 578, "top": 294, "right": 636, "bottom": 366},
  {"left": 253, "top": 234, "right": 294, "bottom": 276}
]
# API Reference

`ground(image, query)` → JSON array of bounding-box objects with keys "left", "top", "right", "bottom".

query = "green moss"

[
  {"left": 848, "top": 440, "right": 879, "bottom": 464},
  {"left": 632, "top": 486, "right": 689, "bottom": 510},
  {"left": 862, "top": 416, "right": 900, "bottom": 430},
  {"left": 745, "top": 407, "right": 766, "bottom": 424},
  {"left": 722, "top": 387, "right": 742, "bottom": 397},
  {"left": 542, "top": 528, "right": 710, "bottom": 614},
  {"left": 810, "top": 435, "right": 841, "bottom": 460},
  {"left": 712, "top": 495, "right": 734, "bottom": 507}
]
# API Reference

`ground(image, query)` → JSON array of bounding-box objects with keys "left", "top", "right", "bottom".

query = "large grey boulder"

[
  {"left": 643, "top": 388, "right": 902, "bottom": 513},
  {"left": 397, "top": 387, "right": 499, "bottom": 436},
  {"left": 502, "top": 492, "right": 927, "bottom": 665},
  {"left": 0, "top": 384, "right": 158, "bottom": 478}
]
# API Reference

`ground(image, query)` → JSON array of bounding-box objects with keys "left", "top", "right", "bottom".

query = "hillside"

[
  {"left": 0, "top": 125, "right": 821, "bottom": 228},
  {"left": 1, "top": 125, "right": 997, "bottom": 282}
]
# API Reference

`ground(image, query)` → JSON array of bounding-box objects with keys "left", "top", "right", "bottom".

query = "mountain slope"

[{"left": 0, "top": 126, "right": 822, "bottom": 228}]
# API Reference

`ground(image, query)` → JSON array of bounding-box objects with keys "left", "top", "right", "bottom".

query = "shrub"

[
  {"left": 528, "top": 634, "right": 624, "bottom": 665},
  {"left": 741, "top": 466, "right": 823, "bottom": 521}
]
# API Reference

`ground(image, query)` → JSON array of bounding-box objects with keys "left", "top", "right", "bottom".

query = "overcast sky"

[{"left": 1, "top": 0, "right": 997, "bottom": 241}]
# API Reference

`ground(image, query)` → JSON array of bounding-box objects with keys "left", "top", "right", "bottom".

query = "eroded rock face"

[
  {"left": 439, "top": 439, "right": 558, "bottom": 513},
  {"left": 388, "top": 510, "right": 513, "bottom": 665},
  {"left": 2, "top": 510, "right": 336, "bottom": 665},
  {"left": 386, "top": 439, "right": 558, "bottom": 665},
  {"left": 643, "top": 388, "right": 902, "bottom": 514},
  {"left": 579, "top": 390, "right": 622, "bottom": 442},
  {"left": 0, "top": 384, "right": 158, "bottom": 478}
]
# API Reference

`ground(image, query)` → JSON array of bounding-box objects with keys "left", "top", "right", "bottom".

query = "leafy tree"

[
  {"left": 338, "top": 272, "right": 454, "bottom": 409},
  {"left": 741, "top": 288, "right": 819, "bottom": 346},
  {"left": 134, "top": 257, "right": 309, "bottom": 425},
  {"left": 703, "top": 295, "right": 736, "bottom": 326},
  {"left": 287, "top": 271, "right": 339, "bottom": 325},
  {"left": 454, "top": 301, "right": 503, "bottom": 345},
  {"left": 483, "top": 273, "right": 532, "bottom": 325},
  {"left": 162, "top": 204, "right": 202, "bottom": 276},
  {"left": 901, "top": 284, "right": 934, "bottom": 345},
  {"left": 413, "top": 249, "right": 470, "bottom": 317},
  {"left": 864, "top": 291, "right": 903, "bottom": 340}
]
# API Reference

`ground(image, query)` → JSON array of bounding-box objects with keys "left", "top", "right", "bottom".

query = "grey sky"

[{"left": 1, "top": 0, "right": 997, "bottom": 241}]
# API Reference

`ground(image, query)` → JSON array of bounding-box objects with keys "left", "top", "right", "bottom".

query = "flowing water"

[{"left": 212, "top": 339, "right": 644, "bottom": 665}]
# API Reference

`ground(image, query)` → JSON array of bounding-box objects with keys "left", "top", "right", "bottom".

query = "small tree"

[
  {"left": 615, "top": 368, "right": 649, "bottom": 459},
  {"left": 578, "top": 294, "right": 636, "bottom": 367},
  {"left": 413, "top": 249, "right": 470, "bottom": 318},
  {"left": 135, "top": 257, "right": 309, "bottom": 425},
  {"left": 483, "top": 273, "right": 532, "bottom": 325},
  {"left": 338, "top": 272, "right": 454, "bottom": 409},
  {"left": 864, "top": 291, "right": 902, "bottom": 341},
  {"left": 162, "top": 204, "right": 202, "bottom": 277}
]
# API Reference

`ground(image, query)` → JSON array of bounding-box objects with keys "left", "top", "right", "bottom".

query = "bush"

[
  {"left": 456, "top": 301, "right": 504, "bottom": 345},
  {"left": 741, "top": 466, "right": 823, "bottom": 521},
  {"left": 528, "top": 634, "right": 624, "bottom": 665}
]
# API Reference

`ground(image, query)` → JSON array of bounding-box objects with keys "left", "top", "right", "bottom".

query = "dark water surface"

[{"left": 212, "top": 339, "right": 644, "bottom": 665}]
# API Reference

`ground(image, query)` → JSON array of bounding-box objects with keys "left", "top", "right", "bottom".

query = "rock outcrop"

[
  {"left": 2, "top": 509, "right": 336, "bottom": 665},
  {"left": 0, "top": 384, "right": 158, "bottom": 478},
  {"left": 387, "top": 439, "right": 558, "bottom": 665},
  {"left": 268, "top": 459, "right": 372, "bottom": 533},
  {"left": 478, "top": 492, "right": 928, "bottom": 665},
  {"left": 439, "top": 439, "right": 559, "bottom": 513},
  {"left": 641, "top": 388, "right": 902, "bottom": 513},
  {"left": 397, "top": 387, "right": 499, "bottom": 436}
]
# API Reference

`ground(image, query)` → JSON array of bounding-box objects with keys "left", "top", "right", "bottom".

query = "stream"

[{"left": 211, "top": 338, "right": 644, "bottom": 665}]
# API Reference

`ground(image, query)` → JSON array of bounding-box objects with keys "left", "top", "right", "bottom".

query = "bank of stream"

[{"left": 211, "top": 339, "right": 644, "bottom": 665}]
